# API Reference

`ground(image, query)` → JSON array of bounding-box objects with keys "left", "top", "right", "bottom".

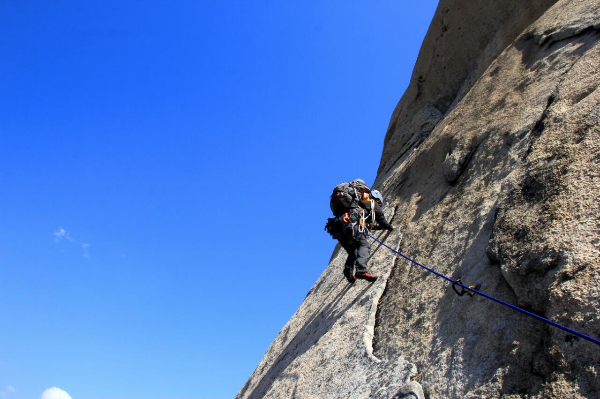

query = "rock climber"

[{"left": 325, "top": 180, "right": 395, "bottom": 284}]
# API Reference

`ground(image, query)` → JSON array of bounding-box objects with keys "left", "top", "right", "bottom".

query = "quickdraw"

[
  {"left": 452, "top": 279, "right": 477, "bottom": 297},
  {"left": 366, "top": 232, "right": 600, "bottom": 347}
]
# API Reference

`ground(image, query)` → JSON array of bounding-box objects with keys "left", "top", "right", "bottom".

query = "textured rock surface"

[
  {"left": 237, "top": 0, "right": 600, "bottom": 397},
  {"left": 378, "top": 0, "right": 560, "bottom": 178},
  {"left": 236, "top": 223, "right": 427, "bottom": 399}
]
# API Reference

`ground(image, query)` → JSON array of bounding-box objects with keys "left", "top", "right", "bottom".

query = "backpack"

[
  {"left": 324, "top": 217, "right": 342, "bottom": 238},
  {"left": 329, "top": 180, "right": 371, "bottom": 216}
]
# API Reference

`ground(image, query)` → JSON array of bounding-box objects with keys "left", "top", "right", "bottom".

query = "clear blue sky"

[{"left": 0, "top": 1, "right": 438, "bottom": 398}]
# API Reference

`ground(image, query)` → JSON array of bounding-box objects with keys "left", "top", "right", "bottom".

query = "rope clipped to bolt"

[{"left": 367, "top": 232, "right": 600, "bottom": 347}]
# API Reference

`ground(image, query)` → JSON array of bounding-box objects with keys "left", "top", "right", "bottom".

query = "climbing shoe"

[
  {"left": 343, "top": 268, "right": 356, "bottom": 284},
  {"left": 356, "top": 272, "right": 378, "bottom": 282}
]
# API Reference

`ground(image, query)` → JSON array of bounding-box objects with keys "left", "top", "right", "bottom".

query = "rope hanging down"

[{"left": 367, "top": 232, "right": 600, "bottom": 347}]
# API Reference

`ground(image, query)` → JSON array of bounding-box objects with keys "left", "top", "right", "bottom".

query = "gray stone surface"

[
  {"left": 378, "top": 0, "right": 559, "bottom": 179},
  {"left": 375, "top": 0, "right": 600, "bottom": 397},
  {"left": 236, "top": 219, "right": 426, "bottom": 399},
  {"left": 237, "top": 0, "right": 600, "bottom": 397}
]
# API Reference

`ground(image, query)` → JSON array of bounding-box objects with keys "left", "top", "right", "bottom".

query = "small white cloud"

[
  {"left": 40, "top": 387, "right": 72, "bottom": 399},
  {"left": 53, "top": 228, "right": 72, "bottom": 243},
  {"left": 53, "top": 228, "right": 90, "bottom": 259}
]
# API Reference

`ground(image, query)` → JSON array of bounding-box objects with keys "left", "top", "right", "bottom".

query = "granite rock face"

[
  {"left": 236, "top": 219, "right": 425, "bottom": 399},
  {"left": 237, "top": 0, "right": 600, "bottom": 397}
]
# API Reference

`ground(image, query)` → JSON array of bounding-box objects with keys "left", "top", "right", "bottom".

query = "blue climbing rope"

[{"left": 367, "top": 232, "right": 600, "bottom": 347}]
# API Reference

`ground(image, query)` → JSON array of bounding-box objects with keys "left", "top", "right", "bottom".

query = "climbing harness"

[
  {"left": 358, "top": 208, "right": 368, "bottom": 233},
  {"left": 357, "top": 199, "right": 376, "bottom": 234},
  {"left": 357, "top": 208, "right": 365, "bottom": 233},
  {"left": 367, "top": 232, "right": 600, "bottom": 347}
]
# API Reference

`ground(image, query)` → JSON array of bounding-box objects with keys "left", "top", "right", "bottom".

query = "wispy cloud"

[
  {"left": 40, "top": 387, "right": 72, "bottom": 399},
  {"left": 82, "top": 242, "right": 90, "bottom": 258},
  {"left": 53, "top": 228, "right": 90, "bottom": 259},
  {"left": 53, "top": 228, "right": 73, "bottom": 243},
  {"left": 0, "top": 386, "right": 16, "bottom": 398}
]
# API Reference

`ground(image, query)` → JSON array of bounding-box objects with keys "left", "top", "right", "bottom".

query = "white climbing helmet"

[{"left": 371, "top": 190, "right": 384, "bottom": 205}]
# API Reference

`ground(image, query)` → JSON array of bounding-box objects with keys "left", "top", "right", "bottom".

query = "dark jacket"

[{"left": 362, "top": 200, "right": 394, "bottom": 231}]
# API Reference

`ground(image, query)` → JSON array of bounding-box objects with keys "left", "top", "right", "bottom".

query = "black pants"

[{"left": 334, "top": 223, "right": 371, "bottom": 274}]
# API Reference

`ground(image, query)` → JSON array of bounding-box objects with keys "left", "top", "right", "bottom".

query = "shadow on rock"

[{"left": 238, "top": 278, "right": 373, "bottom": 399}]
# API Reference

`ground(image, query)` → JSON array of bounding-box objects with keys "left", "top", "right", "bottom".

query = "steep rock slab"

[
  {"left": 377, "top": 0, "right": 558, "bottom": 179},
  {"left": 374, "top": 0, "right": 600, "bottom": 397},
  {"left": 235, "top": 226, "right": 426, "bottom": 399},
  {"left": 237, "top": 0, "right": 599, "bottom": 398}
]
